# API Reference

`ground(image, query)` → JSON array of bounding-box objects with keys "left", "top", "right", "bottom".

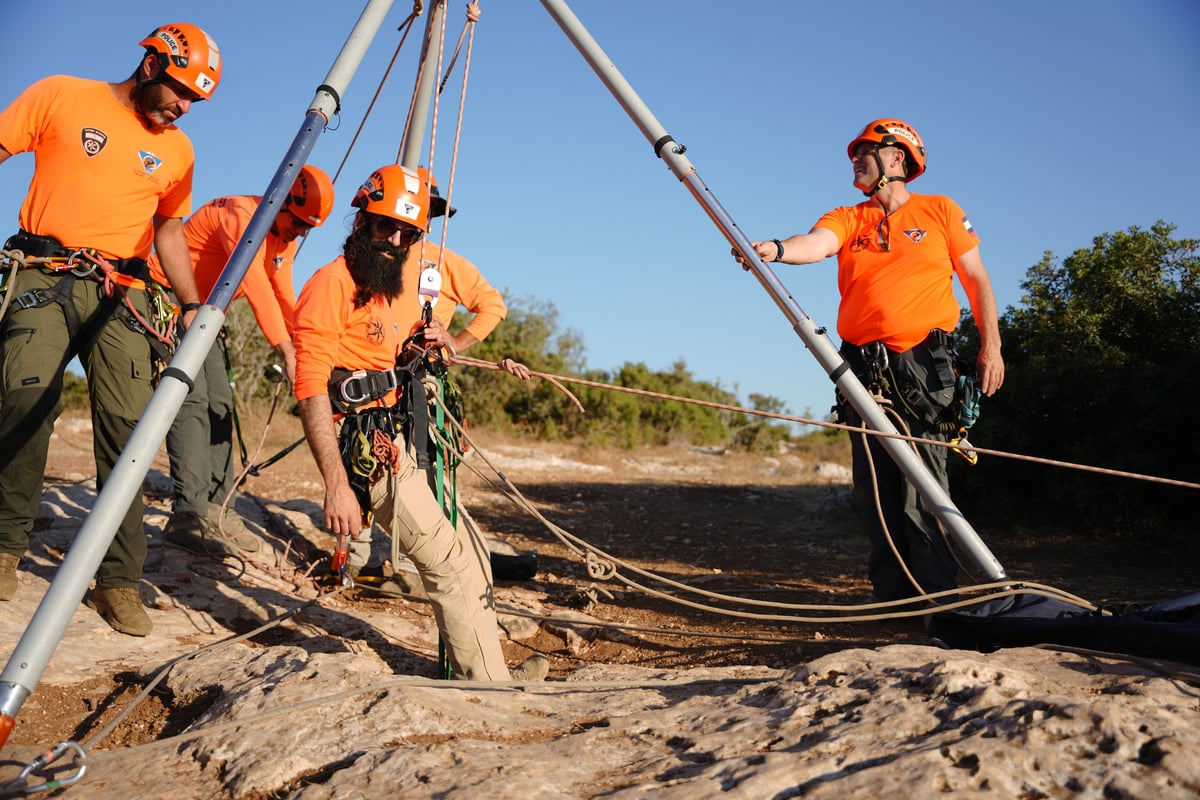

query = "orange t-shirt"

[
  {"left": 815, "top": 193, "right": 980, "bottom": 351},
  {"left": 148, "top": 196, "right": 296, "bottom": 347},
  {"left": 293, "top": 241, "right": 507, "bottom": 403},
  {"left": 0, "top": 75, "right": 194, "bottom": 260}
]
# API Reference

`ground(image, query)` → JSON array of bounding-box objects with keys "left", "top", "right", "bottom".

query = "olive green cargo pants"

[{"left": 0, "top": 268, "right": 157, "bottom": 588}]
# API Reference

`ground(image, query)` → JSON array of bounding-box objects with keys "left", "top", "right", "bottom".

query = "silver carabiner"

[
  {"left": 67, "top": 249, "right": 98, "bottom": 278},
  {"left": 7, "top": 740, "right": 88, "bottom": 795}
]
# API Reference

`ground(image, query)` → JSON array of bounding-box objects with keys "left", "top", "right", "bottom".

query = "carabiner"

[
  {"left": 7, "top": 740, "right": 87, "bottom": 795},
  {"left": 67, "top": 249, "right": 98, "bottom": 278}
]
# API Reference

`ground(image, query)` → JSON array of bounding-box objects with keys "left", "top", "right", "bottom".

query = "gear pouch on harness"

[
  {"left": 127, "top": 281, "right": 180, "bottom": 384},
  {"left": 3, "top": 230, "right": 179, "bottom": 382},
  {"left": 894, "top": 332, "right": 959, "bottom": 430},
  {"left": 336, "top": 405, "right": 401, "bottom": 510},
  {"left": 839, "top": 331, "right": 959, "bottom": 430}
]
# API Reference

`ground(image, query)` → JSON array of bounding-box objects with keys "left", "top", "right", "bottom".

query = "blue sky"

[{"left": 3, "top": 1, "right": 1198, "bottom": 431}]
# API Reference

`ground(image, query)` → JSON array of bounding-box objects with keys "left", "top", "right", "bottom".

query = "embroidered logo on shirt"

[
  {"left": 850, "top": 234, "right": 872, "bottom": 253},
  {"left": 903, "top": 228, "right": 928, "bottom": 243},
  {"left": 366, "top": 316, "right": 385, "bottom": 346},
  {"left": 81, "top": 128, "right": 107, "bottom": 157},
  {"left": 139, "top": 151, "right": 163, "bottom": 175}
]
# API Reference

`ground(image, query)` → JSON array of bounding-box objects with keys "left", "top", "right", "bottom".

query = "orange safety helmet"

[
  {"left": 286, "top": 165, "right": 335, "bottom": 227},
  {"left": 847, "top": 118, "right": 927, "bottom": 181},
  {"left": 352, "top": 164, "right": 432, "bottom": 232},
  {"left": 139, "top": 23, "right": 222, "bottom": 100}
]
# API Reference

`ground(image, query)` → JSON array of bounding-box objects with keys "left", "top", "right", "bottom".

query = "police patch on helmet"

[
  {"left": 81, "top": 128, "right": 107, "bottom": 157},
  {"left": 155, "top": 31, "right": 183, "bottom": 55},
  {"left": 882, "top": 125, "right": 919, "bottom": 148}
]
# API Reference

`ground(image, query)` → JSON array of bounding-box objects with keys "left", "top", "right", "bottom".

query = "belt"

[
  {"left": 328, "top": 367, "right": 407, "bottom": 415},
  {"left": 4, "top": 229, "right": 150, "bottom": 287}
]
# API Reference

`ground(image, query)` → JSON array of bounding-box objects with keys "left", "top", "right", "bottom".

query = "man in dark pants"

[
  {"left": 0, "top": 23, "right": 221, "bottom": 635},
  {"left": 735, "top": 118, "right": 1004, "bottom": 602}
]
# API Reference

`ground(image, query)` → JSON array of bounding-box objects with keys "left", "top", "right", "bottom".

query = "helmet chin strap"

[
  {"left": 132, "top": 57, "right": 168, "bottom": 119},
  {"left": 858, "top": 148, "right": 907, "bottom": 197}
]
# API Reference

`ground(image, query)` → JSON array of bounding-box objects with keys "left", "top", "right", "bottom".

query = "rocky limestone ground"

[{"left": 1, "top": 411, "right": 1198, "bottom": 799}]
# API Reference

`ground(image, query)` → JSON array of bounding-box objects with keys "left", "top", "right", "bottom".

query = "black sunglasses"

[
  {"left": 287, "top": 210, "right": 315, "bottom": 231},
  {"left": 369, "top": 215, "right": 423, "bottom": 243}
]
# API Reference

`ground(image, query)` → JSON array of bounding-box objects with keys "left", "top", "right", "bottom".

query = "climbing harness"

[
  {"left": 0, "top": 230, "right": 179, "bottom": 381},
  {"left": 948, "top": 343, "right": 982, "bottom": 465},
  {"left": 834, "top": 331, "right": 981, "bottom": 599},
  {"left": 841, "top": 330, "right": 981, "bottom": 459}
]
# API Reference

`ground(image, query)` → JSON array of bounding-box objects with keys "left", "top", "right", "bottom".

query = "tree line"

[
  {"left": 952, "top": 221, "right": 1198, "bottom": 540},
  {"left": 57, "top": 220, "right": 1199, "bottom": 539}
]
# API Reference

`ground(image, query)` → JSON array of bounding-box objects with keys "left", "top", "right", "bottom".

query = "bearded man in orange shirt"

[
  {"left": 293, "top": 164, "right": 543, "bottom": 680},
  {"left": 146, "top": 165, "right": 335, "bottom": 555},
  {"left": 737, "top": 119, "right": 1005, "bottom": 604},
  {"left": 0, "top": 24, "right": 220, "bottom": 635}
]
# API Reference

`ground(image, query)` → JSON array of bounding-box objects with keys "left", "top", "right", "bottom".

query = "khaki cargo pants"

[{"left": 363, "top": 434, "right": 511, "bottom": 681}]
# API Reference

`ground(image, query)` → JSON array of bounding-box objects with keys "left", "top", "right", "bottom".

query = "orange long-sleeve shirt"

[
  {"left": 293, "top": 241, "right": 506, "bottom": 403},
  {"left": 0, "top": 75, "right": 193, "bottom": 259},
  {"left": 816, "top": 193, "right": 979, "bottom": 351},
  {"left": 147, "top": 196, "right": 297, "bottom": 347}
]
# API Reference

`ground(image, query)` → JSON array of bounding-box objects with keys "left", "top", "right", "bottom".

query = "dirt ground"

[{"left": 8, "top": 404, "right": 1199, "bottom": 759}]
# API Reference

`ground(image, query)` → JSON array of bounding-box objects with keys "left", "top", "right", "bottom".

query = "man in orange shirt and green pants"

[
  {"left": 0, "top": 24, "right": 221, "bottom": 635},
  {"left": 147, "top": 165, "right": 335, "bottom": 554},
  {"left": 738, "top": 118, "right": 1005, "bottom": 603}
]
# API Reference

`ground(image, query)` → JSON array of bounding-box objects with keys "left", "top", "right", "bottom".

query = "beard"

[
  {"left": 343, "top": 229, "right": 411, "bottom": 307},
  {"left": 131, "top": 82, "right": 178, "bottom": 128}
]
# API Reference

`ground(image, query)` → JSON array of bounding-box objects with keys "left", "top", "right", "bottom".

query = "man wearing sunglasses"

[
  {"left": 293, "top": 164, "right": 540, "bottom": 681},
  {"left": 146, "top": 165, "right": 336, "bottom": 556},
  {"left": 0, "top": 24, "right": 220, "bottom": 635},
  {"left": 735, "top": 118, "right": 1004, "bottom": 605}
]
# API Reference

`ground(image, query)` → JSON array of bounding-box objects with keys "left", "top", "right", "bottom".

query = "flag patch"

[{"left": 962, "top": 215, "right": 976, "bottom": 236}]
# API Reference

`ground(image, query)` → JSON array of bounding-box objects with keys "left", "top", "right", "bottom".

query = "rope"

[
  {"left": 449, "top": 355, "right": 1200, "bottom": 492},
  {"left": 0, "top": 249, "right": 33, "bottom": 321},
  {"left": 75, "top": 251, "right": 177, "bottom": 348},
  {"left": 68, "top": 672, "right": 777, "bottom": 772},
  {"left": 856, "top": 395, "right": 956, "bottom": 598},
  {"left": 432, "top": 1, "right": 479, "bottom": 260},
  {"left": 424, "top": 382, "right": 1098, "bottom": 623},
  {"left": 331, "top": 9, "right": 422, "bottom": 186},
  {"left": 450, "top": 354, "right": 585, "bottom": 411},
  {"left": 1, "top": 249, "right": 178, "bottom": 348},
  {"left": 54, "top": 583, "right": 350, "bottom": 763},
  {"left": 213, "top": 368, "right": 294, "bottom": 540}
]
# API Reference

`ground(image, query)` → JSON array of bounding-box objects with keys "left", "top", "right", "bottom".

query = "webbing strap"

[
  {"left": 404, "top": 369, "right": 433, "bottom": 470},
  {"left": 329, "top": 367, "right": 403, "bottom": 414},
  {"left": 159, "top": 366, "right": 194, "bottom": 393}
]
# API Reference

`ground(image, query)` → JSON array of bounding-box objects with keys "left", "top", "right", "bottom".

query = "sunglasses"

[
  {"left": 877, "top": 214, "right": 891, "bottom": 252},
  {"left": 287, "top": 211, "right": 315, "bottom": 231},
  {"left": 369, "top": 215, "right": 423, "bottom": 243}
]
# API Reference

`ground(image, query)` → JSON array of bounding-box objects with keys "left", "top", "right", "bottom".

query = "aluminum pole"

[
  {"left": 537, "top": 0, "right": 1007, "bottom": 584},
  {"left": 0, "top": 0, "right": 397, "bottom": 753},
  {"left": 400, "top": 0, "right": 446, "bottom": 169}
]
